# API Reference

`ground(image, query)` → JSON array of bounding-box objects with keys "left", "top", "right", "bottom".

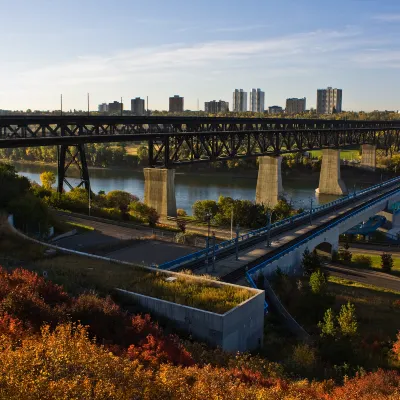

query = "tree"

[
  {"left": 309, "top": 270, "right": 327, "bottom": 295},
  {"left": 337, "top": 302, "right": 358, "bottom": 337},
  {"left": 318, "top": 308, "right": 337, "bottom": 337},
  {"left": 40, "top": 171, "right": 56, "bottom": 190},
  {"left": 192, "top": 200, "right": 218, "bottom": 221},
  {"left": 381, "top": 253, "right": 394, "bottom": 273},
  {"left": 129, "top": 201, "right": 159, "bottom": 226},
  {"left": 105, "top": 190, "right": 138, "bottom": 214},
  {"left": 339, "top": 242, "right": 352, "bottom": 265},
  {"left": 176, "top": 219, "right": 187, "bottom": 233},
  {"left": 301, "top": 249, "right": 321, "bottom": 276}
]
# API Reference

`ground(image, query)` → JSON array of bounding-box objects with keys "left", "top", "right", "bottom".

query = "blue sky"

[{"left": 1, "top": 0, "right": 400, "bottom": 111}]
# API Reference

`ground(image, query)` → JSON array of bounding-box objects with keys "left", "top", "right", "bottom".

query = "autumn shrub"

[
  {"left": 393, "top": 331, "right": 400, "bottom": 362},
  {"left": 353, "top": 254, "right": 372, "bottom": 268}
]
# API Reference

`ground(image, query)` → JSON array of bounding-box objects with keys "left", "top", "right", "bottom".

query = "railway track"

[{"left": 220, "top": 183, "right": 400, "bottom": 283}]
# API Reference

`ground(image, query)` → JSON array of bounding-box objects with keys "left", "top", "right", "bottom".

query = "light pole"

[
  {"left": 309, "top": 197, "right": 313, "bottom": 225},
  {"left": 205, "top": 211, "right": 212, "bottom": 272},
  {"left": 235, "top": 224, "right": 240, "bottom": 260},
  {"left": 230, "top": 208, "right": 234, "bottom": 240},
  {"left": 212, "top": 232, "right": 216, "bottom": 272},
  {"left": 266, "top": 209, "right": 272, "bottom": 247},
  {"left": 83, "top": 179, "right": 91, "bottom": 216}
]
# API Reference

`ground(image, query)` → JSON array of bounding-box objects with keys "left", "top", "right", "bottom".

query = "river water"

[{"left": 12, "top": 162, "right": 371, "bottom": 215}]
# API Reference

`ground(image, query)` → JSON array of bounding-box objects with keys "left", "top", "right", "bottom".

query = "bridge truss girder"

[
  {"left": 57, "top": 144, "right": 90, "bottom": 194},
  {"left": 149, "top": 129, "right": 400, "bottom": 167}
]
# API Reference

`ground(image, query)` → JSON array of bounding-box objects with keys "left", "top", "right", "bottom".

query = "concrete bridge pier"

[
  {"left": 144, "top": 168, "right": 177, "bottom": 218},
  {"left": 255, "top": 156, "right": 283, "bottom": 207},
  {"left": 316, "top": 149, "right": 348, "bottom": 196},
  {"left": 361, "top": 144, "right": 377, "bottom": 170}
]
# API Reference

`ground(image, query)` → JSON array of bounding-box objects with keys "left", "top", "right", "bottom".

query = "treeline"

[
  {"left": 0, "top": 143, "right": 149, "bottom": 169},
  {"left": 192, "top": 195, "right": 302, "bottom": 229}
]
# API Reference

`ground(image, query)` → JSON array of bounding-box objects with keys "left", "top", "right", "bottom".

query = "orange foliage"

[
  {"left": 393, "top": 331, "right": 400, "bottom": 362},
  {"left": 0, "top": 266, "right": 399, "bottom": 399},
  {"left": 330, "top": 369, "right": 400, "bottom": 400}
]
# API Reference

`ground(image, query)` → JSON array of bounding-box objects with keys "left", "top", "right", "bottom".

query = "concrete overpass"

[{"left": 160, "top": 177, "right": 400, "bottom": 288}]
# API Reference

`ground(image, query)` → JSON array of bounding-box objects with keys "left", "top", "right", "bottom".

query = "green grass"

[
  {"left": 328, "top": 276, "right": 400, "bottom": 338},
  {"left": 34, "top": 255, "right": 254, "bottom": 314},
  {"left": 328, "top": 275, "right": 400, "bottom": 295},
  {"left": 352, "top": 252, "right": 400, "bottom": 272},
  {"left": 310, "top": 149, "right": 360, "bottom": 160},
  {"left": 65, "top": 221, "right": 94, "bottom": 233},
  {"left": 0, "top": 225, "right": 254, "bottom": 314}
]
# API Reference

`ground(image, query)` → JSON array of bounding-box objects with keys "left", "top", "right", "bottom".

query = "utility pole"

[
  {"left": 146, "top": 96, "right": 149, "bottom": 115},
  {"left": 266, "top": 210, "right": 272, "bottom": 247},
  {"left": 60, "top": 94, "right": 63, "bottom": 116},
  {"left": 235, "top": 224, "right": 240, "bottom": 260},
  {"left": 87, "top": 93, "right": 90, "bottom": 116},
  {"left": 230, "top": 208, "right": 234, "bottom": 239},
  {"left": 212, "top": 232, "right": 216, "bottom": 272}
]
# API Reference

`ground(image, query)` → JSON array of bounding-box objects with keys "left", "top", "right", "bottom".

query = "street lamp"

[
  {"left": 266, "top": 209, "right": 273, "bottom": 247},
  {"left": 205, "top": 211, "right": 212, "bottom": 272},
  {"left": 309, "top": 197, "right": 313, "bottom": 225},
  {"left": 83, "top": 180, "right": 91, "bottom": 216}
]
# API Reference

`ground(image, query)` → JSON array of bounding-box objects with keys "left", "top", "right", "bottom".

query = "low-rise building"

[
  {"left": 108, "top": 101, "right": 123, "bottom": 114},
  {"left": 268, "top": 106, "right": 283, "bottom": 114}
]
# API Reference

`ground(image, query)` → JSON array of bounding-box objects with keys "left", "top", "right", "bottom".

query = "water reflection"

[{"left": 13, "top": 162, "right": 367, "bottom": 215}]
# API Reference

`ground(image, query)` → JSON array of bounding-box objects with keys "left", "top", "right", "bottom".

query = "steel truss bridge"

[{"left": 0, "top": 115, "right": 399, "bottom": 191}]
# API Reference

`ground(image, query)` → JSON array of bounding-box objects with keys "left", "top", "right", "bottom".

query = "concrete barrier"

[
  {"left": 7, "top": 216, "right": 265, "bottom": 353},
  {"left": 116, "top": 286, "right": 265, "bottom": 353}
]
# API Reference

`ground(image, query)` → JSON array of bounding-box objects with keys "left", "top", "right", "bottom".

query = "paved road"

[
  {"left": 55, "top": 213, "right": 196, "bottom": 265},
  {"left": 324, "top": 263, "right": 400, "bottom": 292},
  {"left": 348, "top": 244, "right": 400, "bottom": 255}
]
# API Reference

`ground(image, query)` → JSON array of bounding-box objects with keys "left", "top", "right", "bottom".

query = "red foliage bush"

[
  {"left": 393, "top": 331, "right": 400, "bottom": 362},
  {"left": 330, "top": 369, "right": 400, "bottom": 399}
]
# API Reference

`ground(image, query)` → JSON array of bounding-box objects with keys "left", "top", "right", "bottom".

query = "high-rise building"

[
  {"left": 108, "top": 101, "right": 123, "bottom": 114},
  {"left": 232, "top": 89, "right": 247, "bottom": 112},
  {"left": 268, "top": 106, "right": 283, "bottom": 114},
  {"left": 249, "top": 88, "right": 265, "bottom": 112},
  {"left": 169, "top": 95, "right": 184, "bottom": 113},
  {"left": 204, "top": 100, "right": 229, "bottom": 113},
  {"left": 131, "top": 97, "right": 145, "bottom": 115},
  {"left": 316, "top": 87, "right": 342, "bottom": 114},
  {"left": 285, "top": 98, "right": 306, "bottom": 114},
  {"left": 98, "top": 103, "right": 108, "bottom": 113}
]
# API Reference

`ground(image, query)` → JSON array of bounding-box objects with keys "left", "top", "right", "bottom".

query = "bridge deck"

[{"left": 196, "top": 185, "right": 399, "bottom": 280}]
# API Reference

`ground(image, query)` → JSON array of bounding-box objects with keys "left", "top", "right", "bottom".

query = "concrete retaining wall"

[{"left": 116, "top": 286, "right": 265, "bottom": 353}]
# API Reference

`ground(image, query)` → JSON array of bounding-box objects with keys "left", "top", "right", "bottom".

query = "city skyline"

[{"left": 0, "top": 0, "right": 400, "bottom": 111}]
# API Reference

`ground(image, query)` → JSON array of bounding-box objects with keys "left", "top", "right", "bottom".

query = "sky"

[{"left": 1, "top": 0, "right": 400, "bottom": 112}]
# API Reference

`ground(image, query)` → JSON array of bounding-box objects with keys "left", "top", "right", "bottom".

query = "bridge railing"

[
  {"left": 247, "top": 178, "right": 400, "bottom": 279},
  {"left": 158, "top": 176, "right": 400, "bottom": 270}
]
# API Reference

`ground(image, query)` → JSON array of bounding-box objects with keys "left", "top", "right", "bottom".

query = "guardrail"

[
  {"left": 247, "top": 179, "right": 400, "bottom": 278},
  {"left": 159, "top": 176, "right": 400, "bottom": 270}
]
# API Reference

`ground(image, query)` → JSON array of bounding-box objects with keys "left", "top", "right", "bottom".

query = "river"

[{"left": 12, "top": 162, "right": 373, "bottom": 215}]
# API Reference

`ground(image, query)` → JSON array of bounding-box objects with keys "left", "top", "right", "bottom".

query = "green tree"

[
  {"left": 105, "top": 190, "right": 138, "bottom": 214},
  {"left": 339, "top": 242, "right": 352, "bottom": 265},
  {"left": 129, "top": 201, "right": 159, "bottom": 226},
  {"left": 192, "top": 200, "right": 218, "bottom": 221},
  {"left": 40, "top": 171, "right": 56, "bottom": 190},
  {"left": 318, "top": 308, "right": 337, "bottom": 337},
  {"left": 301, "top": 249, "right": 321, "bottom": 276},
  {"left": 337, "top": 302, "right": 358, "bottom": 337},
  {"left": 309, "top": 270, "right": 327, "bottom": 295},
  {"left": 381, "top": 253, "right": 394, "bottom": 273}
]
